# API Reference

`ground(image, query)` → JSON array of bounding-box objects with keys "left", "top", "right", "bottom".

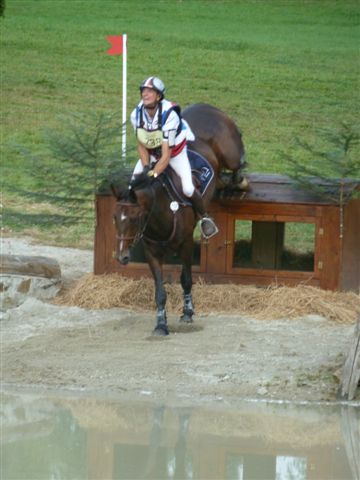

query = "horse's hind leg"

[{"left": 180, "top": 263, "right": 194, "bottom": 323}]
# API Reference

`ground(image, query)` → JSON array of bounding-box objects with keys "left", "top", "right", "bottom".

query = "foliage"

[
  {"left": 2, "top": 0, "right": 359, "bottom": 245},
  {"left": 9, "top": 112, "right": 134, "bottom": 225},
  {"left": 282, "top": 123, "right": 360, "bottom": 204}
]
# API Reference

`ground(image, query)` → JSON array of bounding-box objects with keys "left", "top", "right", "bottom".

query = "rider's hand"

[
  {"left": 147, "top": 169, "right": 158, "bottom": 178},
  {"left": 143, "top": 164, "right": 151, "bottom": 175}
]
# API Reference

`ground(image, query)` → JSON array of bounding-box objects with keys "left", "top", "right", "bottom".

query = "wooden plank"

[
  {"left": 317, "top": 206, "right": 341, "bottom": 290},
  {"left": 339, "top": 315, "right": 360, "bottom": 401},
  {"left": 204, "top": 210, "right": 228, "bottom": 274},
  {"left": 251, "top": 221, "right": 284, "bottom": 269},
  {"left": 215, "top": 201, "right": 320, "bottom": 218},
  {"left": 94, "top": 195, "right": 117, "bottom": 274},
  {"left": 215, "top": 173, "right": 360, "bottom": 205},
  {"left": 341, "top": 199, "right": 360, "bottom": 291}
]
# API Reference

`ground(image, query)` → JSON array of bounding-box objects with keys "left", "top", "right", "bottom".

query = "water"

[{"left": 1, "top": 389, "right": 359, "bottom": 480}]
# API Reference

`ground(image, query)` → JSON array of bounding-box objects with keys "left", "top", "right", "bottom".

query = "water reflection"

[{"left": 1, "top": 390, "right": 359, "bottom": 480}]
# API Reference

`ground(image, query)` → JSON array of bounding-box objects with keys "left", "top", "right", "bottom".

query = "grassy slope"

[{"left": 1, "top": 0, "right": 359, "bottom": 245}]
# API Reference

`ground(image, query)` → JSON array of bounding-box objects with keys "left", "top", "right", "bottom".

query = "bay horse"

[{"left": 112, "top": 103, "right": 245, "bottom": 335}]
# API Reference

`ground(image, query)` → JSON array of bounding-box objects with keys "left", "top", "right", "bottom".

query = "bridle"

[
  {"left": 115, "top": 187, "right": 157, "bottom": 247},
  {"left": 114, "top": 201, "right": 146, "bottom": 247},
  {"left": 115, "top": 180, "right": 179, "bottom": 250}
]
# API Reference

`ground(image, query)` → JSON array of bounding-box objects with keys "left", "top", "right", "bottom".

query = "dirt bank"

[{"left": 1, "top": 237, "right": 359, "bottom": 404}]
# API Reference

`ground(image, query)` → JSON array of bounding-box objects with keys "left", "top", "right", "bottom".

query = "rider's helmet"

[{"left": 139, "top": 76, "right": 165, "bottom": 100}]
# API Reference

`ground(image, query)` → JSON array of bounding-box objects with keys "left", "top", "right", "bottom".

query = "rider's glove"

[
  {"left": 147, "top": 170, "right": 158, "bottom": 178},
  {"left": 143, "top": 164, "right": 151, "bottom": 175}
]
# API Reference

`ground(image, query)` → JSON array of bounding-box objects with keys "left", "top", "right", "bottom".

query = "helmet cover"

[{"left": 140, "top": 76, "right": 165, "bottom": 98}]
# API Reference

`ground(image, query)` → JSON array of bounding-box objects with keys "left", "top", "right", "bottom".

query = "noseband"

[
  {"left": 115, "top": 199, "right": 154, "bottom": 247},
  {"left": 115, "top": 182, "right": 178, "bottom": 249}
]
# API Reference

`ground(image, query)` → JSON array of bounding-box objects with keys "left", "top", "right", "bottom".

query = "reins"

[
  {"left": 141, "top": 180, "right": 179, "bottom": 245},
  {"left": 142, "top": 210, "right": 178, "bottom": 246}
]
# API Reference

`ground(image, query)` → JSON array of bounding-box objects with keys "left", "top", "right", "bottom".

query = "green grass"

[{"left": 1, "top": 0, "right": 359, "bottom": 246}]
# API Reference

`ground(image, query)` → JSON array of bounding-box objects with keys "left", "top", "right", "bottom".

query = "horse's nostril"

[{"left": 120, "top": 256, "right": 130, "bottom": 265}]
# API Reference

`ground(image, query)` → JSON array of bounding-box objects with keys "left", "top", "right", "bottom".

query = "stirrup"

[{"left": 200, "top": 217, "right": 219, "bottom": 239}]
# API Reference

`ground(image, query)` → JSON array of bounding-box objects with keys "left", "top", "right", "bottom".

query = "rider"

[{"left": 130, "top": 76, "right": 218, "bottom": 239}]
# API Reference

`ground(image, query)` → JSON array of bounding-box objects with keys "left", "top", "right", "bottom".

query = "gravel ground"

[{"left": 1, "top": 236, "right": 358, "bottom": 405}]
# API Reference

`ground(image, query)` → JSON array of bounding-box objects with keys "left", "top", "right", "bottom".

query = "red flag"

[{"left": 106, "top": 35, "right": 123, "bottom": 55}]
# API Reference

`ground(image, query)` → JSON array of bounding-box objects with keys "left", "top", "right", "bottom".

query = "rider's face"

[{"left": 141, "top": 87, "right": 160, "bottom": 108}]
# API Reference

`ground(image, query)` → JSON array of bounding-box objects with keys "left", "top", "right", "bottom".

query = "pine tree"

[
  {"left": 14, "top": 111, "right": 134, "bottom": 225},
  {"left": 282, "top": 123, "right": 360, "bottom": 237}
]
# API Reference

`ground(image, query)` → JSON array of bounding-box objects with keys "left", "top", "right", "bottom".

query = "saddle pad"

[{"left": 188, "top": 149, "right": 214, "bottom": 195}]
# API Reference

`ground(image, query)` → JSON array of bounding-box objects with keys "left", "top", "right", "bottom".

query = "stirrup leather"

[{"left": 199, "top": 217, "right": 219, "bottom": 239}]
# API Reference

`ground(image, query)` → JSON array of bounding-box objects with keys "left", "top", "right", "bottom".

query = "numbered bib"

[{"left": 136, "top": 128, "right": 163, "bottom": 149}]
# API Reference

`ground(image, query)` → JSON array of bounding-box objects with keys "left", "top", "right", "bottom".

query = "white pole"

[{"left": 122, "top": 34, "right": 127, "bottom": 161}]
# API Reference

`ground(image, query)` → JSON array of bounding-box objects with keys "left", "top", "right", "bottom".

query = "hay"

[{"left": 56, "top": 273, "right": 360, "bottom": 324}]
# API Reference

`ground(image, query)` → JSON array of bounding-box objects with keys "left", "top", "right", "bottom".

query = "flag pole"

[{"left": 122, "top": 34, "right": 127, "bottom": 161}]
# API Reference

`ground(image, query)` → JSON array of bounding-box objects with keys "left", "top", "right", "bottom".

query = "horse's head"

[{"left": 111, "top": 186, "right": 144, "bottom": 265}]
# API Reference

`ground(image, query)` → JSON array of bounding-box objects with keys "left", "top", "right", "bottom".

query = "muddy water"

[{"left": 1, "top": 388, "right": 359, "bottom": 480}]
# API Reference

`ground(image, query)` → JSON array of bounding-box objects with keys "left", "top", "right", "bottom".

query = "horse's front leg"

[
  {"left": 180, "top": 261, "right": 194, "bottom": 323},
  {"left": 146, "top": 251, "right": 169, "bottom": 336}
]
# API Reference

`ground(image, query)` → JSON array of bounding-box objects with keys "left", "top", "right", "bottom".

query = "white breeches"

[{"left": 132, "top": 147, "right": 195, "bottom": 197}]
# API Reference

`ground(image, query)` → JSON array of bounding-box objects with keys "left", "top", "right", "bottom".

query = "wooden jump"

[{"left": 94, "top": 173, "right": 360, "bottom": 291}]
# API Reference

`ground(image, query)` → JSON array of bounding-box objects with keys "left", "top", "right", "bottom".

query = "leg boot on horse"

[
  {"left": 179, "top": 263, "right": 194, "bottom": 323},
  {"left": 190, "top": 190, "right": 219, "bottom": 239}
]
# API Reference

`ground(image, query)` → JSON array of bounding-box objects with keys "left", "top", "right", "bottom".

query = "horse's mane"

[
  {"left": 129, "top": 171, "right": 154, "bottom": 191},
  {"left": 111, "top": 184, "right": 137, "bottom": 203}
]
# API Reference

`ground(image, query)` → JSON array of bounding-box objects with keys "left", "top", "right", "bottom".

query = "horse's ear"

[
  {"left": 111, "top": 184, "right": 122, "bottom": 200},
  {"left": 128, "top": 188, "right": 137, "bottom": 204}
]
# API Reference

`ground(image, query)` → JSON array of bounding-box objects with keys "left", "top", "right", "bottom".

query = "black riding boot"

[{"left": 190, "top": 190, "right": 219, "bottom": 239}]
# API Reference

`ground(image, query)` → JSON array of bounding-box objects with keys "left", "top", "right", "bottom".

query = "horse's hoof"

[
  {"left": 180, "top": 314, "right": 193, "bottom": 324},
  {"left": 152, "top": 325, "right": 169, "bottom": 336},
  {"left": 238, "top": 176, "right": 250, "bottom": 190}
]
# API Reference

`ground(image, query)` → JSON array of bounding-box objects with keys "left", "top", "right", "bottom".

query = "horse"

[{"left": 112, "top": 103, "right": 245, "bottom": 335}]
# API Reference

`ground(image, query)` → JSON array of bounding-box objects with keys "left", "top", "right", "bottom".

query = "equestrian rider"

[{"left": 130, "top": 76, "right": 218, "bottom": 239}]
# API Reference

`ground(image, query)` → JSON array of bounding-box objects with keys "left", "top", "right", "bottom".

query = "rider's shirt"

[{"left": 130, "top": 99, "right": 194, "bottom": 159}]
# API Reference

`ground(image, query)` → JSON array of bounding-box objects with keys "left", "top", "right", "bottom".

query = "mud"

[{"left": 1, "top": 237, "right": 358, "bottom": 405}]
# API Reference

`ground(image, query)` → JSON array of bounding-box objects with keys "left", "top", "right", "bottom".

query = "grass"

[{"left": 1, "top": 0, "right": 359, "bottom": 246}]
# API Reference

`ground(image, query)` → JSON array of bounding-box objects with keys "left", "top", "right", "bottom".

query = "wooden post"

[
  {"left": 339, "top": 314, "right": 360, "bottom": 400},
  {"left": 251, "top": 221, "right": 285, "bottom": 269}
]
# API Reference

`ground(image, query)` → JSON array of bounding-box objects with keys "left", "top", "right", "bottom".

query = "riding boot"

[{"left": 190, "top": 190, "right": 219, "bottom": 239}]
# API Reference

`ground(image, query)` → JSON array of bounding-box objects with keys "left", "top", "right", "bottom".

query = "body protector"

[{"left": 131, "top": 99, "right": 192, "bottom": 159}]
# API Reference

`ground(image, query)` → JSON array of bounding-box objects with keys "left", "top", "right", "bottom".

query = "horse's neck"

[{"left": 139, "top": 187, "right": 173, "bottom": 237}]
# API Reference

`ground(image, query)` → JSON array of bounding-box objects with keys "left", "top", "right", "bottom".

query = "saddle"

[{"left": 161, "top": 149, "right": 214, "bottom": 205}]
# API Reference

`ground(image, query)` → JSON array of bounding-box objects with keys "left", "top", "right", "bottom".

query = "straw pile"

[{"left": 56, "top": 273, "right": 360, "bottom": 324}]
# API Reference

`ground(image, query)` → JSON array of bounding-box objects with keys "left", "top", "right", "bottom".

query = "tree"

[
  {"left": 282, "top": 122, "right": 360, "bottom": 237},
  {"left": 14, "top": 111, "right": 134, "bottom": 225},
  {"left": 0, "top": 0, "right": 5, "bottom": 17}
]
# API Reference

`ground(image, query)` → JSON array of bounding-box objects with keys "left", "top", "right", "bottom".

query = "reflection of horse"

[
  {"left": 112, "top": 104, "right": 245, "bottom": 335},
  {"left": 142, "top": 406, "right": 192, "bottom": 479}
]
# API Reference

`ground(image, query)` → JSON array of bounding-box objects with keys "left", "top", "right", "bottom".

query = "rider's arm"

[
  {"left": 137, "top": 142, "right": 151, "bottom": 167},
  {"left": 153, "top": 142, "right": 172, "bottom": 176}
]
